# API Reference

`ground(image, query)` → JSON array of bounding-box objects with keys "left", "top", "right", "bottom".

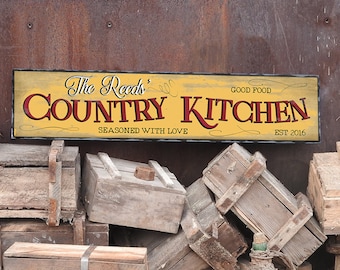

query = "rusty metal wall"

[
  {"left": 0, "top": 0, "right": 339, "bottom": 267},
  {"left": 1, "top": 0, "right": 339, "bottom": 191},
  {"left": 1, "top": 0, "right": 339, "bottom": 189}
]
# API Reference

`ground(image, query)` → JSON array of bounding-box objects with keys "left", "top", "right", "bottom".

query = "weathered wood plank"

[
  {"left": 0, "top": 218, "right": 109, "bottom": 268},
  {"left": 307, "top": 144, "right": 340, "bottom": 234},
  {"left": 149, "top": 160, "right": 174, "bottom": 187},
  {"left": 268, "top": 193, "right": 313, "bottom": 251},
  {"left": 98, "top": 152, "right": 122, "bottom": 180},
  {"left": 3, "top": 242, "right": 147, "bottom": 270},
  {"left": 181, "top": 179, "right": 247, "bottom": 270},
  {"left": 216, "top": 152, "right": 266, "bottom": 214},
  {"left": 0, "top": 143, "right": 78, "bottom": 168},
  {"left": 0, "top": 167, "right": 78, "bottom": 211},
  {"left": 0, "top": 141, "right": 80, "bottom": 223}
]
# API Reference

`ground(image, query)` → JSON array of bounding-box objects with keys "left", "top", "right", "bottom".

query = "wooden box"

[
  {"left": 0, "top": 140, "right": 80, "bottom": 226},
  {"left": 202, "top": 143, "right": 327, "bottom": 268},
  {"left": 0, "top": 211, "right": 109, "bottom": 268},
  {"left": 113, "top": 178, "right": 247, "bottom": 270},
  {"left": 3, "top": 242, "right": 148, "bottom": 270},
  {"left": 307, "top": 142, "right": 340, "bottom": 234},
  {"left": 180, "top": 179, "right": 248, "bottom": 270},
  {"left": 83, "top": 152, "right": 186, "bottom": 234}
]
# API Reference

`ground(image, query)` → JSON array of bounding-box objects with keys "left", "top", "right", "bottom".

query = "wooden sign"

[{"left": 13, "top": 70, "right": 319, "bottom": 142}]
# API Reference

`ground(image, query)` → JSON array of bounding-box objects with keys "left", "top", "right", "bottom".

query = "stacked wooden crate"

[
  {"left": 202, "top": 143, "right": 327, "bottom": 269},
  {"left": 0, "top": 140, "right": 329, "bottom": 269},
  {"left": 81, "top": 143, "right": 327, "bottom": 269},
  {"left": 307, "top": 141, "right": 340, "bottom": 235},
  {"left": 0, "top": 140, "right": 111, "bottom": 270},
  {"left": 82, "top": 152, "right": 249, "bottom": 269},
  {"left": 0, "top": 140, "right": 80, "bottom": 224},
  {"left": 307, "top": 142, "right": 340, "bottom": 269},
  {"left": 111, "top": 178, "right": 248, "bottom": 270},
  {"left": 82, "top": 152, "right": 187, "bottom": 234}
]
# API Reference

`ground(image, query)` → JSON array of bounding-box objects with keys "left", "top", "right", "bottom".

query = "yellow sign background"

[{"left": 13, "top": 70, "right": 319, "bottom": 142}]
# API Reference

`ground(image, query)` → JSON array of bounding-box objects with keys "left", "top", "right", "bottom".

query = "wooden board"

[
  {"left": 0, "top": 167, "right": 77, "bottom": 210},
  {"left": 0, "top": 141, "right": 80, "bottom": 224},
  {"left": 82, "top": 153, "right": 186, "bottom": 233},
  {"left": 311, "top": 152, "right": 340, "bottom": 197},
  {"left": 184, "top": 178, "right": 247, "bottom": 260},
  {"left": 3, "top": 242, "right": 147, "bottom": 270},
  {"left": 307, "top": 143, "right": 340, "bottom": 234},
  {"left": 202, "top": 143, "right": 327, "bottom": 267},
  {"left": 0, "top": 217, "right": 109, "bottom": 268}
]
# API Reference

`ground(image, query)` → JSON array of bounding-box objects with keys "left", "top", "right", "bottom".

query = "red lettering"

[
  {"left": 181, "top": 96, "right": 218, "bottom": 129},
  {"left": 94, "top": 100, "right": 114, "bottom": 123},
  {"left": 23, "top": 93, "right": 50, "bottom": 120},
  {"left": 72, "top": 100, "right": 92, "bottom": 122},
  {"left": 133, "top": 99, "right": 153, "bottom": 121},
  {"left": 274, "top": 101, "right": 290, "bottom": 123},
  {"left": 149, "top": 97, "right": 166, "bottom": 119},
  {"left": 50, "top": 99, "right": 72, "bottom": 121},
  {"left": 113, "top": 100, "right": 132, "bottom": 122},
  {"left": 289, "top": 98, "right": 310, "bottom": 122},
  {"left": 216, "top": 99, "right": 233, "bottom": 121},
  {"left": 252, "top": 101, "right": 274, "bottom": 123},
  {"left": 233, "top": 101, "right": 252, "bottom": 122}
]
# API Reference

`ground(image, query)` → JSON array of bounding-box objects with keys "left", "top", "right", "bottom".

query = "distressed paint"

[{"left": 13, "top": 70, "right": 319, "bottom": 141}]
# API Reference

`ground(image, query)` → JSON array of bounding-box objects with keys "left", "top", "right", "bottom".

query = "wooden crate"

[
  {"left": 0, "top": 211, "right": 109, "bottom": 268},
  {"left": 202, "top": 143, "right": 327, "bottom": 268},
  {"left": 181, "top": 178, "right": 248, "bottom": 270},
  {"left": 3, "top": 242, "right": 148, "bottom": 270},
  {"left": 307, "top": 142, "right": 340, "bottom": 234},
  {"left": 0, "top": 140, "right": 80, "bottom": 226},
  {"left": 82, "top": 152, "right": 186, "bottom": 234},
  {"left": 114, "top": 178, "right": 247, "bottom": 270}
]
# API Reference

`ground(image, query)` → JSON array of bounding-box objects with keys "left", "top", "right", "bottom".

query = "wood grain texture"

[
  {"left": 83, "top": 153, "right": 186, "bottom": 233},
  {"left": 307, "top": 144, "right": 340, "bottom": 234},
  {"left": 0, "top": 143, "right": 80, "bottom": 213},
  {"left": 3, "top": 242, "right": 147, "bottom": 270},
  {"left": 202, "top": 143, "right": 326, "bottom": 267},
  {"left": 0, "top": 218, "right": 109, "bottom": 268}
]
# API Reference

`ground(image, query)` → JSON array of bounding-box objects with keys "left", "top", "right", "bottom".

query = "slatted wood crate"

[
  {"left": 202, "top": 143, "right": 327, "bottom": 268},
  {"left": 3, "top": 242, "right": 148, "bottom": 270},
  {"left": 114, "top": 178, "right": 247, "bottom": 270},
  {"left": 307, "top": 142, "right": 340, "bottom": 235},
  {"left": 82, "top": 152, "right": 186, "bottom": 234},
  {"left": 181, "top": 178, "right": 248, "bottom": 270},
  {"left": 0, "top": 140, "right": 80, "bottom": 226},
  {"left": 0, "top": 211, "right": 109, "bottom": 268}
]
